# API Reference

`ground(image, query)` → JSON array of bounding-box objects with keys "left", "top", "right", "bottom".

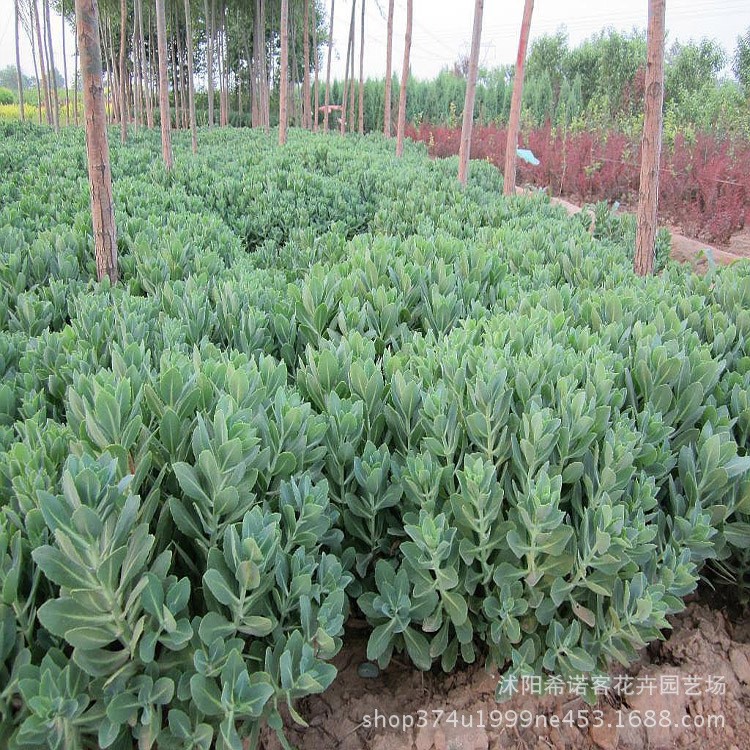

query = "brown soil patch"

[{"left": 261, "top": 603, "right": 750, "bottom": 750}]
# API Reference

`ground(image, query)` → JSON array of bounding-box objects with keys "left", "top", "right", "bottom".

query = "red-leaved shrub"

[{"left": 408, "top": 123, "right": 749, "bottom": 243}]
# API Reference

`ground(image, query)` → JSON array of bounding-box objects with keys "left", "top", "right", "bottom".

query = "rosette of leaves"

[{"left": 357, "top": 559, "right": 437, "bottom": 671}]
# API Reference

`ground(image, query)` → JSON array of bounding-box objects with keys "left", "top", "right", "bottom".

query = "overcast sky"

[{"left": 1, "top": 0, "right": 748, "bottom": 85}]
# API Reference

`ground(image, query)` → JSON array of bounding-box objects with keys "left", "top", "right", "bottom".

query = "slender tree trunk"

[
  {"left": 44, "top": 0, "right": 60, "bottom": 131},
  {"left": 62, "top": 0, "right": 70, "bottom": 125},
  {"left": 348, "top": 8, "right": 355, "bottom": 132},
  {"left": 340, "top": 0, "right": 355, "bottom": 135},
  {"left": 302, "top": 0, "right": 310, "bottom": 128},
  {"left": 251, "top": 2, "right": 259, "bottom": 127},
  {"left": 279, "top": 0, "right": 289, "bottom": 144},
  {"left": 634, "top": 0, "right": 666, "bottom": 276},
  {"left": 458, "top": 0, "right": 484, "bottom": 185},
  {"left": 174, "top": 2, "right": 188, "bottom": 128},
  {"left": 148, "top": 5, "right": 156, "bottom": 124},
  {"left": 290, "top": 12, "right": 299, "bottom": 126},
  {"left": 170, "top": 32, "right": 180, "bottom": 128},
  {"left": 205, "top": 0, "right": 214, "bottom": 126},
  {"left": 261, "top": 0, "right": 269, "bottom": 131},
  {"left": 222, "top": 7, "right": 229, "bottom": 126},
  {"left": 15, "top": 0, "right": 25, "bottom": 122},
  {"left": 215, "top": 8, "right": 224, "bottom": 126},
  {"left": 183, "top": 0, "right": 197, "bottom": 151},
  {"left": 132, "top": 3, "right": 141, "bottom": 129},
  {"left": 395, "top": 0, "right": 412, "bottom": 157},
  {"left": 33, "top": 0, "right": 52, "bottom": 125},
  {"left": 256, "top": 0, "right": 263, "bottom": 127},
  {"left": 155, "top": 0, "right": 173, "bottom": 168},
  {"left": 119, "top": 0, "right": 127, "bottom": 141},
  {"left": 28, "top": 14, "right": 43, "bottom": 124},
  {"left": 220, "top": 10, "right": 226, "bottom": 126},
  {"left": 171, "top": 4, "right": 180, "bottom": 127},
  {"left": 503, "top": 0, "right": 534, "bottom": 195},
  {"left": 98, "top": 14, "right": 109, "bottom": 121},
  {"left": 74, "top": 37, "right": 79, "bottom": 125},
  {"left": 127, "top": 75, "right": 133, "bottom": 126},
  {"left": 313, "top": 6, "right": 319, "bottom": 131},
  {"left": 323, "top": 0, "right": 334, "bottom": 132},
  {"left": 137, "top": 0, "right": 151, "bottom": 127},
  {"left": 106, "top": 17, "right": 120, "bottom": 124},
  {"left": 383, "top": 0, "right": 394, "bottom": 136},
  {"left": 74, "top": 0, "right": 118, "bottom": 282},
  {"left": 358, "top": 0, "right": 365, "bottom": 133}
]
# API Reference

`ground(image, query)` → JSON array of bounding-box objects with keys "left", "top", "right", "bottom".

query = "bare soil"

[{"left": 262, "top": 603, "right": 750, "bottom": 750}]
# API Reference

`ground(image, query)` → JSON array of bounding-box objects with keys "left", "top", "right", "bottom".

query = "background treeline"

[
  {"left": 3, "top": 19, "right": 750, "bottom": 138},
  {"left": 355, "top": 28, "right": 750, "bottom": 139}
]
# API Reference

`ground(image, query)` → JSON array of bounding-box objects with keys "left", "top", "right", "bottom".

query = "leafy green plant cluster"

[{"left": 1, "top": 123, "right": 750, "bottom": 747}]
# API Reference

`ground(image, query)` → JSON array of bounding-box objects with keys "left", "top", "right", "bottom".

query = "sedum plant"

[{"left": 1, "top": 125, "right": 750, "bottom": 744}]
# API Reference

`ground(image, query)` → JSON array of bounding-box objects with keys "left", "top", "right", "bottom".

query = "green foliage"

[
  {"left": 1, "top": 124, "right": 750, "bottom": 746},
  {"left": 0, "top": 88, "right": 15, "bottom": 106},
  {"left": 734, "top": 27, "right": 750, "bottom": 96},
  {"left": 325, "top": 27, "right": 747, "bottom": 139}
]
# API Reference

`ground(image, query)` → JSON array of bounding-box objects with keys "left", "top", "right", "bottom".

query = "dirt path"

[{"left": 539, "top": 192, "right": 750, "bottom": 273}]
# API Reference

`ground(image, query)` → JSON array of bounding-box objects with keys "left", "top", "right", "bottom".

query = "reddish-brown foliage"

[{"left": 408, "top": 123, "right": 749, "bottom": 243}]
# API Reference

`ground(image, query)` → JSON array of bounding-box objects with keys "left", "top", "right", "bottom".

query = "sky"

[{"left": 0, "top": 0, "right": 748, "bottom": 86}]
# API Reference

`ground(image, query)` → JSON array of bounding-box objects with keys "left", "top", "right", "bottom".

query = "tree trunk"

[
  {"left": 119, "top": 0, "right": 127, "bottom": 141},
  {"left": 251, "top": 0, "right": 260, "bottom": 127},
  {"left": 395, "top": 0, "right": 412, "bottom": 157},
  {"left": 184, "top": 0, "right": 198, "bottom": 151},
  {"left": 340, "top": 0, "right": 355, "bottom": 135},
  {"left": 74, "top": 0, "right": 118, "bottom": 282},
  {"left": 29, "top": 13, "right": 43, "bottom": 124},
  {"left": 313, "top": 5, "right": 319, "bottom": 131},
  {"left": 221, "top": 8, "right": 227, "bottom": 126},
  {"left": 222, "top": 7, "right": 229, "bottom": 126},
  {"left": 177, "top": 3, "right": 190, "bottom": 128},
  {"left": 62, "top": 0, "right": 70, "bottom": 125},
  {"left": 323, "top": 0, "right": 334, "bottom": 132},
  {"left": 215, "top": 8, "right": 224, "bottom": 126},
  {"left": 290, "top": 10, "right": 299, "bottom": 126},
  {"left": 262, "top": 0, "right": 270, "bottom": 131},
  {"left": 137, "top": 0, "right": 152, "bottom": 127},
  {"left": 155, "top": 0, "right": 173, "bottom": 168},
  {"left": 132, "top": 0, "right": 141, "bottom": 129},
  {"left": 44, "top": 0, "right": 60, "bottom": 131},
  {"left": 503, "top": 0, "right": 534, "bottom": 196},
  {"left": 172, "top": 3, "right": 183, "bottom": 128},
  {"left": 458, "top": 0, "right": 484, "bottom": 185},
  {"left": 634, "top": 0, "right": 666, "bottom": 276},
  {"left": 74, "top": 36, "right": 79, "bottom": 125},
  {"left": 302, "top": 0, "right": 310, "bottom": 128},
  {"left": 33, "top": 0, "right": 52, "bottom": 125},
  {"left": 279, "top": 0, "right": 289, "bottom": 144},
  {"left": 169, "top": 32, "right": 178, "bottom": 128},
  {"left": 348, "top": 7, "right": 355, "bottom": 132},
  {"left": 205, "top": 0, "right": 214, "bottom": 126},
  {"left": 15, "top": 0, "right": 25, "bottom": 122},
  {"left": 148, "top": 5, "right": 156, "bottom": 125},
  {"left": 106, "top": 18, "right": 120, "bottom": 124},
  {"left": 358, "top": 0, "right": 365, "bottom": 134},
  {"left": 383, "top": 0, "right": 394, "bottom": 136},
  {"left": 217, "top": 12, "right": 223, "bottom": 125}
]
